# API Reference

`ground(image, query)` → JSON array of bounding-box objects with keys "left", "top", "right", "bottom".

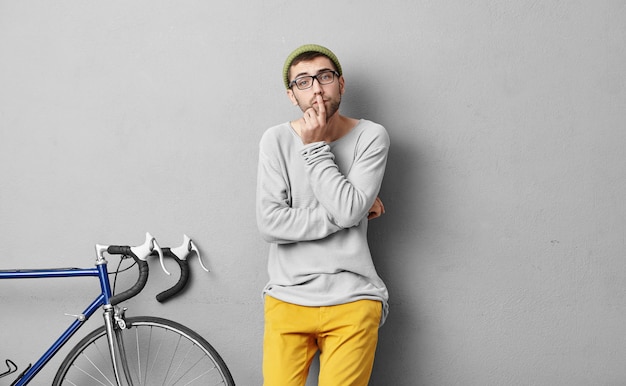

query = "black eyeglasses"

[{"left": 289, "top": 70, "right": 339, "bottom": 90}]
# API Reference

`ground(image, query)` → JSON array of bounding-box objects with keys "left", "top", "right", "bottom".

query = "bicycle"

[{"left": 0, "top": 232, "right": 235, "bottom": 385}]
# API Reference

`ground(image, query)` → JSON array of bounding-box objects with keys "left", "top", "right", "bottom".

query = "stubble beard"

[{"left": 295, "top": 95, "right": 342, "bottom": 122}]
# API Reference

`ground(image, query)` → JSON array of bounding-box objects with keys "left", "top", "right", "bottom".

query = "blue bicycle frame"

[
  {"left": 0, "top": 262, "right": 113, "bottom": 385},
  {"left": 0, "top": 233, "right": 198, "bottom": 385}
]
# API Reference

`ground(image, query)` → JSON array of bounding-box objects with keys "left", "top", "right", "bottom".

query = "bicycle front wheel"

[{"left": 53, "top": 316, "right": 235, "bottom": 385}]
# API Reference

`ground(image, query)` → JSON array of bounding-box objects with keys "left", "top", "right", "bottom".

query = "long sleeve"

[
  {"left": 256, "top": 124, "right": 342, "bottom": 244},
  {"left": 300, "top": 125, "right": 389, "bottom": 228}
]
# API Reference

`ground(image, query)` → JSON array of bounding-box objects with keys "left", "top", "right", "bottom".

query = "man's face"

[{"left": 287, "top": 56, "right": 344, "bottom": 119}]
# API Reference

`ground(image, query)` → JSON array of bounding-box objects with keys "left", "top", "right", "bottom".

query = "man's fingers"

[
  {"left": 376, "top": 197, "right": 385, "bottom": 214},
  {"left": 299, "top": 96, "right": 327, "bottom": 143},
  {"left": 367, "top": 197, "right": 385, "bottom": 220},
  {"left": 315, "top": 94, "right": 326, "bottom": 119},
  {"left": 302, "top": 108, "right": 317, "bottom": 127}
]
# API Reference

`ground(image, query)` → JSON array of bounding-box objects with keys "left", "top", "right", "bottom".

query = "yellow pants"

[{"left": 263, "top": 295, "right": 382, "bottom": 386}]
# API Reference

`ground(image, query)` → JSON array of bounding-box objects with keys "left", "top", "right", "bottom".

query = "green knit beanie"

[{"left": 283, "top": 44, "right": 342, "bottom": 89}]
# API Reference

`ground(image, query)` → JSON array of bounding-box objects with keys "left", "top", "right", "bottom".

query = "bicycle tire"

[{"left": 52, "top": 316, "right": 235, "bottom": 386}]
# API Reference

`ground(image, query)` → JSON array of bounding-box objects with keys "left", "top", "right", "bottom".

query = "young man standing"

[{"left": 256, "top": 44, "right": 390, "bottom": 386}]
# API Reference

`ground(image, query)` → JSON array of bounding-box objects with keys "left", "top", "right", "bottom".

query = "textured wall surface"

[{"left": 1, "top": 1, "right": 625, "bottom": 385}]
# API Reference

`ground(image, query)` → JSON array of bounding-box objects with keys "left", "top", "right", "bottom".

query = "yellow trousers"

[{"left": 263, "top": 295, "right": 382, "bottom": 386}]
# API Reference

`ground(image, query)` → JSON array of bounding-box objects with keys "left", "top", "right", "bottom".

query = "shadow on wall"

[
  {"left": 370, "top": 139, "right": 422, "bottom": 385},
  {"left": 344, "top": 76, "right": 425, "bottom": 385}
]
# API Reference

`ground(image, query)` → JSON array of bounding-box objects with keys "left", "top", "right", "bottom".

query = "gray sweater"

[{"left": 256, "top": 119, "right": 389, "bottom": 324}]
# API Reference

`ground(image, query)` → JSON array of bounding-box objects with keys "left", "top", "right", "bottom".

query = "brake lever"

[
  {"left": 130, "top": 232, "right": 167, "bottom": 274},
  {"left": 170, "top": 234, "right": 209, "bottom": 272}
]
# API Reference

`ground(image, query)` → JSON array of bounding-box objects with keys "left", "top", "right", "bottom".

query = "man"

[{"left": 256, "top": 44, "right": 390, "bottom": 386}]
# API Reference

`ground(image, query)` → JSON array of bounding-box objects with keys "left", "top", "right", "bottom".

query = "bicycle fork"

[{"left": 103, "top": 305, "right": 134, "bottom": 386}]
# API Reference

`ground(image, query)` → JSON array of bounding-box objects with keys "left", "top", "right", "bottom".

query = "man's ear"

[{"left": 287, "top": 89, "right": 298, "bottom": 106}]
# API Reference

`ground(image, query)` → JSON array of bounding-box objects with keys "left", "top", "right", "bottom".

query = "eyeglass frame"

[{"left": 288, "top": 70, "right": 340, "bottom": 90}]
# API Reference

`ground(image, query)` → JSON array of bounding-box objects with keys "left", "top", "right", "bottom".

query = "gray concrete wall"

[{"left": 1, "top": 1, "right": 625, "bottom": 385}]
